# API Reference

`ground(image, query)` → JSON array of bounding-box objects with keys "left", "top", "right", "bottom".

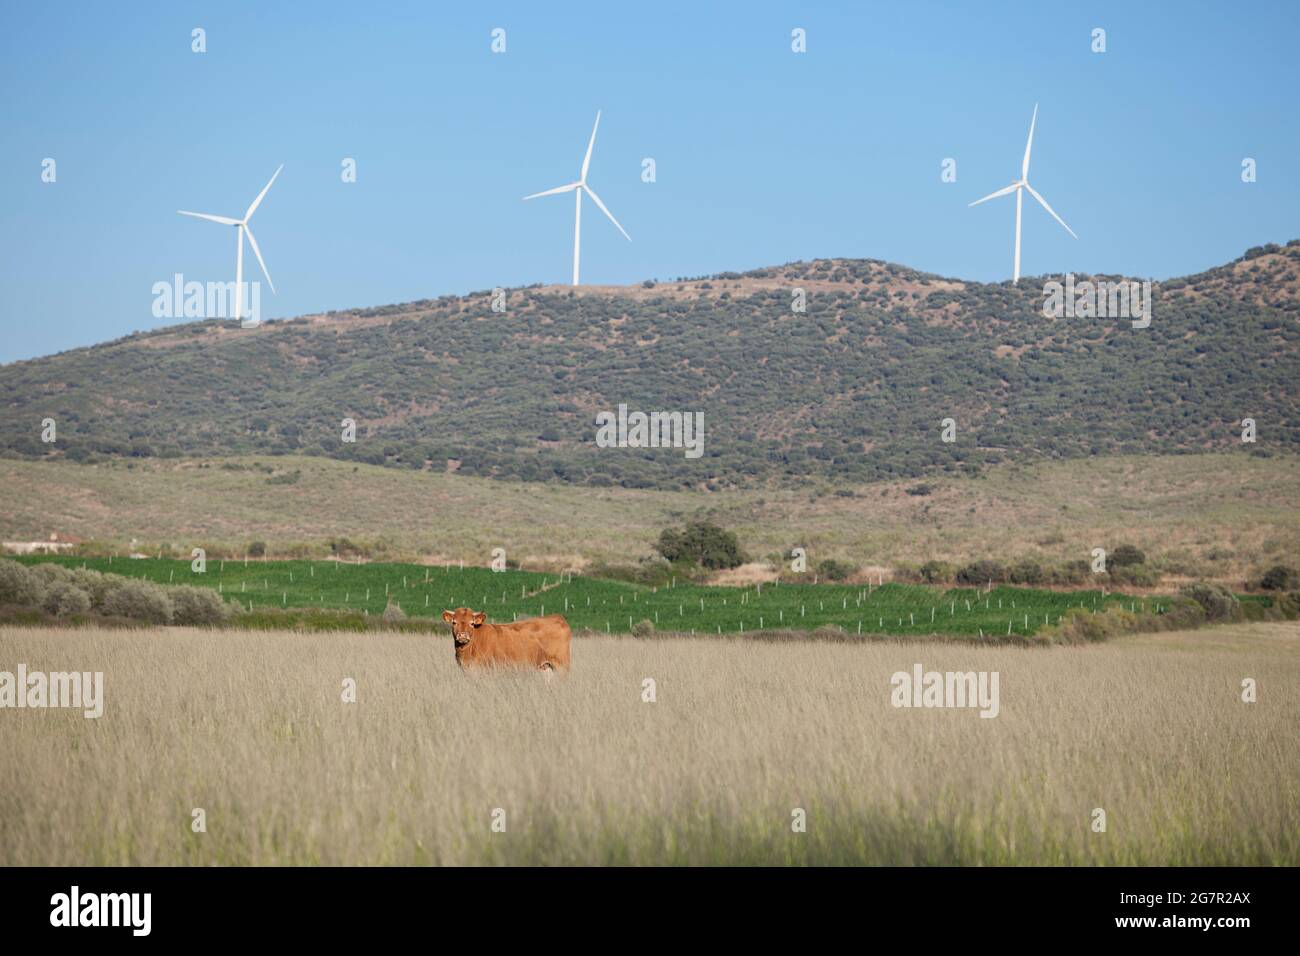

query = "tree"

[
  {"left": 1261, "top": 565, "right": 1296, "bottom": 590},
  {"left": 0, "top": 559, "right": 45, "bottom": 606},
  {"left": 956, "top": 560, "right": 1004, "bottom": 586},
  {"left": 1110, "top": 544, "right": 1146, "bottom": 568},
  {"left": 919, "top": 560, "right": 952, "bottom": 584},
  {"left": 816, "top": 558, "right": 854, "bottom": 582},
  {"left": 655, "top": 521, "right": 744, "bottom": 570}
]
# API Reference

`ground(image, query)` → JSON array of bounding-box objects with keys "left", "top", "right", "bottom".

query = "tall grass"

[{"left": 1, "top": 622, "right": 1296, "bottom": 865}]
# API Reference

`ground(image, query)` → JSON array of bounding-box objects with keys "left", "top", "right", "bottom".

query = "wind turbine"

[
  {"left": 969, "top": 105, "right": 1076, "bottom": 284},
  {"left": 523, "top": 111, "right": 630, "bottom": 285},
  {"left": 178, "top": 164, "right": 283, "bottom": 323}
]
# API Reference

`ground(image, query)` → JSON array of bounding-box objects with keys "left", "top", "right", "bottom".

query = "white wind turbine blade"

[
  {"left": 244, "top": 164, "right": 284, "bottom": 220},
  {"left": 178, "top": 210, "right": 240, "bottom": 225},
  {"left": 1021, "top": 103, "right": 1038, "bottom": 180},
  {"left": 1024, "top": 182, "right": 1078, "bottom": 239},
  {"left": 243, "top": 225, "right": 275, "bottom": 293},
  {"left": 523, "top": 182, "right": 580, "bottom": 201},
  {"left": 580, "top": 110, "right": 601, "bottom": 183},
  {"left": 581, "top": 184, "right": 631, "bottom": 242},
  {"left": 968, "top": 183, "right": 1019, "bottom": 207}
]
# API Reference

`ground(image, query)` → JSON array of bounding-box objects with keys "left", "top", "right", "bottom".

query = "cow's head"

[{"left": 442, "top": 607, "right": 487, "bottom": 646}]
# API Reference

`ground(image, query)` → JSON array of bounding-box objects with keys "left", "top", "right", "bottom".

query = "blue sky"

[{"left": 2, "top": 0, "right": 1297, "bottom": 362}]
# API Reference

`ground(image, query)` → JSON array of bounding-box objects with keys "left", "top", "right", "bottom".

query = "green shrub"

[
  {"left": 30, "top": 562, "right": 76, "bottom": 586},
  {"left": 918, "top": 560, "right": 952, "bottom": 584},
  {"left": 70, "top": 568, "right": 116, "bottom": 609},
  {"left": 586, "top": 558, "right": 686, "bottom": 587},
  {"left": 1179, "top": 583, "right": 1240, "bottom": 622},
  {"left": 655, "top": 521, "right": 744, "bottom": 570},
  {"left": 171, "top": 585, "right": 232, "bottom": 626},
  {"left": 1051, "top": 605, "right": 1143, "bottom": 643},
  {"left": 42, "top": 580, "right": 92, "bottom": 617},
  {"left": 1046, "top": 560, "right": 1090, "bottom": 586},
  {"left": 1007, "top": 560, "right": 1043, "bottom": 585},
  {"left": 1160, "top": 597, "right": 1208, "bottom": 629},
  {"left": 1051, "top": 607, "right": 1105, "bottom": 643},
  {"left": 1260, "top": 565, "right": 1296, "bottom": 590},
  {"left": 1240, "top": 600, "right": 1268, "bottom": 622},
  {"left": 631, "top": 619, "right": 655, "bottom": 638},
  {"left": 0, "top": 559, "right": 45, "bottom": 606},
  {"left": 815, "top": 558, "right": 855, "bottom": 582},
  {"left": 100, "top": 578, "right": 174, "bottom": 625},
  {"left": 1108, "top": 563, "right": 1160, "bottom": 587},
  {"left": 248, "top": 540, "right": 267, "bottom": 558},
  {"left": 955, "top": 560, "right": 1004, "bottom": 586},
  {"left": 1109, "top": 544, "right": 1146, "bottom": 568}
]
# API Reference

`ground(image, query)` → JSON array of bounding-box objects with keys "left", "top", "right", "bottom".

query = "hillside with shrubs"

[{"left": 1, "top": 243, "right": 1297, "bottom": 490}]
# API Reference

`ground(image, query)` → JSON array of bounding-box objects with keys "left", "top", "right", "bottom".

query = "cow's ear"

[
  {"left": 471, "top": 612, "right": 487, "bottom": 626},
  {"left": 442, "top": 610, "right": 455, "bottom": 623}
]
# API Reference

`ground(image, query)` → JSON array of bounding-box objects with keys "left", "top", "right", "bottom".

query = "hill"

[{"left": 1, "top": 243, "right": 1298, "bottom": 489}]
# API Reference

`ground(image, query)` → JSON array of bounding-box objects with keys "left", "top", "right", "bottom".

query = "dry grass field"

[
  {"left": 1, "top": 621, "right": 1296, "bottom": 865},
  {"left": 2, "top": 452, "right": 1297, "bottom": 582}
]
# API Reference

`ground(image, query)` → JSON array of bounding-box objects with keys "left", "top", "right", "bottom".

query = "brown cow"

[{"left": 441, "top": 607, "right": 571, "bottom": 673}]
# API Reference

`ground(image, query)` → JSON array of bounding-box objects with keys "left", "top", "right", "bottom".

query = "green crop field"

[{"left": 15, "top": 555, "right": 1165, "bottom": 638}]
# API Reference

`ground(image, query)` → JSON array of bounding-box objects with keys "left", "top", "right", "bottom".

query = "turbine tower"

[
  {"left": 969, "top": 105, "right": 1076, "bottom": 284},
  {"left": 178, "top": 165, "right": 283, "bottom": 323},
  {"left": 523, "top": 111, "right": 630, "bottom": 285}
]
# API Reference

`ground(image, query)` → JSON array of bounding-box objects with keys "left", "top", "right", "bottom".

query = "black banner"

[{"left": 0, "top": 866, "right": 1290, "bottom": 942}]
